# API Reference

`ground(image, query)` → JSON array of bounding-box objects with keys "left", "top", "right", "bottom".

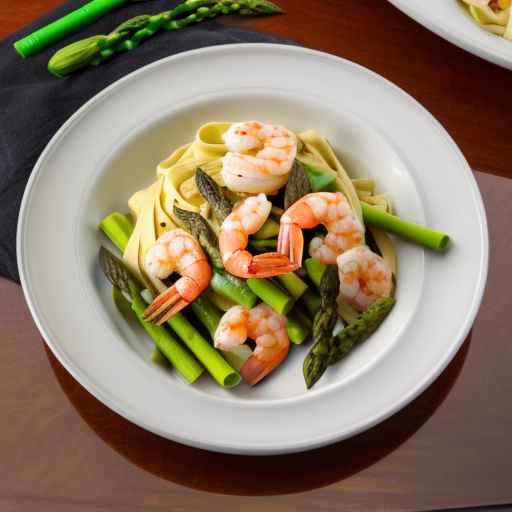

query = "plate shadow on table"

[{"left": 46, "top": 334, "right": 471, "bottom": 496}]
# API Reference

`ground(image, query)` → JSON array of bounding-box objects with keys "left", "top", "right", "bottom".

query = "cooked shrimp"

[
  {"left": 278, "top": 192, "right": 364, "bottom": 266},
  {"left": 337, "top": 246, "right": 392, "bottom": 312},
  {"left": 143, "top": 229, "right": 212, "bottom": 324},
  {"left": 221, "top": 121, "right": 298, "bottom": 194},
  {"left": 214, "top": 303, "right": 290, "bottom": 385},
  {"left": 219, "top": 193, "right": 296, "bottom": 278}
]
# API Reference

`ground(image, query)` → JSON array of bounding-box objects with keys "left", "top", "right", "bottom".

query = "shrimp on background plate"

[
  {"left": 337, "top": 245, "right": 392, "bottom": 312},
  {"left": 221, "top": 121, "right": 298, "bottom": 194},
  {"left": 143, "top": 229, "right": 212, "bottom": 324},
  {"left": 278, "top": 191, "right": 364, "bottom": 266},
  {"left": 219, "top": 193, "right": 297, "bottom": 278},
  {"left": 214, "top": 304, "right": 290, "bottom": 385}
]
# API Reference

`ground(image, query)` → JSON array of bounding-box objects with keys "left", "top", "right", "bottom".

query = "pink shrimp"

[
  {"left": 277, "top": 192, "right": 364, "bottom": 267},
  {"left": 143, "top": 229, "right": 212, "bottom": 324},
  {"left": 219, "top": 193, "right": 297, "bottom": 278},
  {"left": 221, "top": 121, "right": 298, "bottom": 194},
  {"left": 337, "top": 246, "right": 392, "bottom": 311},
  {"left": 214, "top": 304, "right": 290, "bottom": 385}
]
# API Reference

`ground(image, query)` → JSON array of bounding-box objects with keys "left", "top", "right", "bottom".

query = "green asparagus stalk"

[
  {"left": 48, "top": 0, "right": 283, "bottom": 76},
  {"left": 246, "top": 278, "right": 294, "bottom": 315},
  {"left": 276, "top": 272, "right": 309, "bottom": 300},
  {"left": 303, "top": 265, "right": 339, "bottom": 388},
  {"left": 361, "top": 203, "right": 450, "bottom": 252},
  {"left": 301, "top": 162, "right": 338, "bottom": 192},
  {"left": 100, "top": 212, "right": 133, "bottom": 254},
  {"left": 286, "top": 307, "right": 311, "bottom": 344},
  {"left": 174, "top": 205, "right": 223, "bottom": 269},
  {"left": 211, "top": 269, "right": 258, "bottom": 308},
  {"left": 196, "top": 167, "right": 232, "bottom": 223},
  {"left": 190, "top": 295, "right": 222, "bottom": 339},
  {"left": 249, "top": 238, "right": 277, "bottom": 251},
  {"left": 328, "top": 297, "right": 395, "bottom": 365},
  {"left": 167, "top": 311, "right": 240, "bottom": 388},
  {"left": 205, "top": 290, "right": 236, "bottom": 311},
  {"left": 100, "top": 247, "right": 203, "bottom": 383},
  {"left": 284, "top": 159, "right": 312, "bottom": 209},
  {"left": 305, "top": 258, "right": 327, "bottom": 289},
  {"left": 253, "top": 217, "right": 280, "bottom": 239},
  {"left": 131, "top": 290, "right": 204, "bottom": 383}
]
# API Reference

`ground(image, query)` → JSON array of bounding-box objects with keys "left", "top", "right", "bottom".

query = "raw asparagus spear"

[{"left": 48, "top": 0, "right": 283, "bottom": 76}]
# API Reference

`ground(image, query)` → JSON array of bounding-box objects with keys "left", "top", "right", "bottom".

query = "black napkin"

[{"left": 0, "top": 0, "right": 290, "bottom": 282}]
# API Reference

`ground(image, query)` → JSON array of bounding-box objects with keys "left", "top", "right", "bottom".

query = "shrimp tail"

[
  {"left": 143, "top": 275, "right": 201, "bottom": 325},
  {"left": 249, "top": 252, "right": 298, "bottom": 275},
  {"left": 241, "top": 346, "right": 290, "bottom": 386},
  {"left": 277, "top": 221, "right": 304, "bottom": 266},
  {"left": 225, "top": 250, "right": 297, "bottom": 278}
]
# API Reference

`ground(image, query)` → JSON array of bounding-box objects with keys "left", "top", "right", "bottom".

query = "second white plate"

[{"left": 388, "top": 0, "right": 512, "bottom": 70}]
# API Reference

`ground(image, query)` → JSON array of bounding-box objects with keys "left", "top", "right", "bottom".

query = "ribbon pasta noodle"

[{"left": 460, "top": 0, "right": 512, "bottom": 39}]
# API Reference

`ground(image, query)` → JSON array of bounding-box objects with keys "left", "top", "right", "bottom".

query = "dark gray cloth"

[{"left": 0, "top": 0, "right": 289, "bottom": 282}]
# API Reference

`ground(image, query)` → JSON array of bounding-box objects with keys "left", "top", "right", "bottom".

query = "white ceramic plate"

[
  {"left": 388, "top": 0, "right": 512, "bottom": 70},
  {"left": 17, "top": 44, "right": 488, "bottom": 455}
]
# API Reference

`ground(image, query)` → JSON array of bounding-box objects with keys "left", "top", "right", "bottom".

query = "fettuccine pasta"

[
  {"left": 461, "top": 0, "right": 512, "bottom": 39},
  {"left": 123, "top": 122, "right": 397, "bottom": 294}
]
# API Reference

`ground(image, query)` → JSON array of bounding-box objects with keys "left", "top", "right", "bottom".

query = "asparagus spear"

[
  {"left": 286, "top": 307, "right": 312, "bottom": 344},
  {"left": 276, "top": 272, "right": 308, "bottom": 300},
  {"left": 48, "top": 0, "right": 283, "bottom": 77},
  {"left": 211, "top": 269, "right": 258, "bottom": 308},
  {"left": 328, "top": 297, "right": 395, "bottom": 365},
  {"left": 167, "top": 309, "right": 241, "bottom": 388},
  {"left": 302, "top": 162, "right": 337, "bottom": 192},
  {"left": 190, "top": 295, "right": 222, "bottom": 339},
  {"left": 99, "top": 247, "right": 204, "bottom": 383},
  {"left": 173, "top": 205, "right": 223, "bottom": 269},
  {"left": 304, "top": 296, "right": 396, "bottom": 388},
  {"left": 361, "top": 203, "right": 450, "bottom": 252},
  {"left": 305, "top": 257, "right": 327, "bottom": 289},
  {"left": 195, "top": 167, "right": 232, "bottom": 222},
  {"left": 303, "top": 265, "right": 339, "bottom": 389},
  {"left": 284, "top": 160, "right": 312, "bottom": 209},
  {"left": 253, "top": 217, "right": 280, "bottom": 239},
  {"left": 249, "top": 238, "right": 277, "bottom": 251},
  {"left": 246, "top": 278, "right": 294, "bottom": 315},
  {"left": 100, "top": 212, "right": 133, "bottom": 254}
]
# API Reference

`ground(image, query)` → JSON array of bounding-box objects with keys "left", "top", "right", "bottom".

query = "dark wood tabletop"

[{"left": 2, "top": 1, "right": 512, "bottom": 511}]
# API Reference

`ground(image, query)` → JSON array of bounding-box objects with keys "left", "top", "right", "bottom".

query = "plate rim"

[
  {"left": 387, "top": 0, "right": 512, "bottom": 70},
  {"left": 16, "top": 43, "right": 489, "bottom": 454}
]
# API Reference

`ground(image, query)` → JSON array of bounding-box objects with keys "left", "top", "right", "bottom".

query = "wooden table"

[{"left": 1, "top": 2, "right": 511, "bottom": 511}]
